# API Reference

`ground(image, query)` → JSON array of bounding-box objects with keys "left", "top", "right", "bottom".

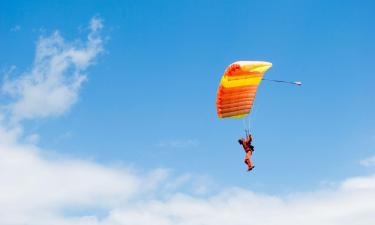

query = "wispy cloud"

[
  {"left": 51, "top": 131, "right": 73, "bottom": 145},
  {"left": 360, "top": 155, "right": 375, "bottom": 167},
  {"left": 24, "top": 133, "right": 40, "bottom": 144},
  {"left": 1, "top": 17, "right": 103, "bottom": 123}
]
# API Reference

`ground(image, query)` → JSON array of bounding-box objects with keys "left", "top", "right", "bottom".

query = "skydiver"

[{"left": 238, "top": 134, "right": 255, "bottom": 172}]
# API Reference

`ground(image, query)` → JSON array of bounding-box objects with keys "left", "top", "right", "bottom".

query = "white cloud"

[
  {"left": 0, "top": 142, "right": 141, "bottom": 224},
  {"left": 342, "top": 174, "right": 375, "bottom": 190},
  {"left": 0, "top": 136, "right": 374, "bottom": 225},
  {"left": 360, "top": 155, "right": 375, "bottom": 167},
  {"left": 90, "top": 17, "right": 103, "bottom": 32},
  {"left": 0, "top": 121, "right": 23, "bottom": 144},
  {"left": 0, "top": 140, "right": 213, "bottom": 225},
  {"left": 1, "top": 17, "right": 103, "bottom": 122}
]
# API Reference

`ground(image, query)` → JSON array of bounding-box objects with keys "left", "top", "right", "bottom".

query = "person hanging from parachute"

[
  {"left": 238, "top": 132, "right": 255, "bottom": 171},
  {"left": 216, "top": 61, "right": 301, "bottom": 172}
]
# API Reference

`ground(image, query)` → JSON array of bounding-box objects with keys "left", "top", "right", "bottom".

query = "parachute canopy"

[{"left": 216, "top": 61, "right": 272, "bottom": 118}]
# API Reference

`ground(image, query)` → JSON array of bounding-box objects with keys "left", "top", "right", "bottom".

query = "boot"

[{"left": 247, "top": 166, "right": 255, "bottom": 171}]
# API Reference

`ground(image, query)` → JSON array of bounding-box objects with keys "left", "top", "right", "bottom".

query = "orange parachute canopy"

[{"left": 216, "top": 61, "right": 272, "bottom": 118}]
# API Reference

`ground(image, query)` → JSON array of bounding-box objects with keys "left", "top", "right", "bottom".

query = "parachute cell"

[{"left": 216, "top": 61, "right": 272, "bottom": 118}]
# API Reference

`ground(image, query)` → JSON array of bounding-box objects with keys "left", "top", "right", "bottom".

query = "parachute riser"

[
  {"left": 242, "top": 116, "right": 250, "bottom": 139},
  {"left": 244, "top": 129, "right": 249, "bottom": 139}
]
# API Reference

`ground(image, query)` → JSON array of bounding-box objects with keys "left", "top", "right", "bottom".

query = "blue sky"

[{"left": 1, "top": 1, "right": 375, "bottom": 224}]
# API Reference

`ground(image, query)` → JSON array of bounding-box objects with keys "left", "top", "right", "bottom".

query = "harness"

[{"left": 241, "top": 140, "right": 253, "bottom": 153}]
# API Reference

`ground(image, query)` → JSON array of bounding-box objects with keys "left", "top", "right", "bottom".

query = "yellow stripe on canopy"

[{"left": 220, "top": 76, "right": 262, "bottom": 88}]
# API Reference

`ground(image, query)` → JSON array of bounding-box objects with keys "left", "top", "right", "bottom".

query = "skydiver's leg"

[
  {"left": 244, "top": 152, "right": 252, "bottom": 171},
  {"left": 246, "top": 151, "right": 254, "bottom": 171}
]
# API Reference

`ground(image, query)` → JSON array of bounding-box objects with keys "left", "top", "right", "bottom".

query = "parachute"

[{"left": 216, "top": 61, "right": 272, "bottom": 119}]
